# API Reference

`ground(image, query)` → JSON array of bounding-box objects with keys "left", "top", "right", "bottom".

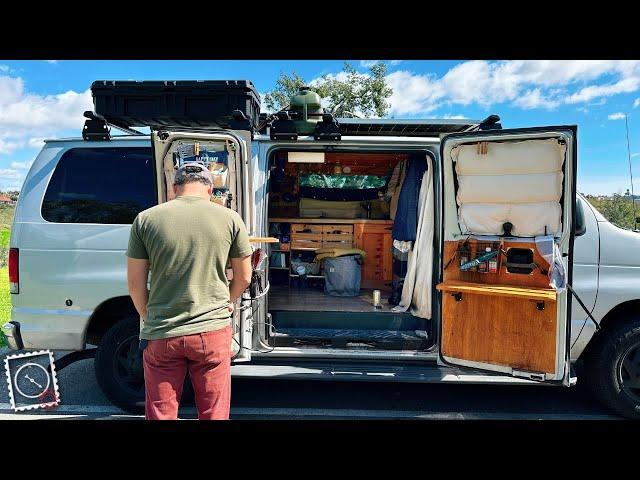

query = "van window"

[{"left": 41, "top": 147, "right": 156, "bottom": 224}]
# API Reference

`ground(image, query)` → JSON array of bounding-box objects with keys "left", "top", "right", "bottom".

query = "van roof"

[
  {"left": 336, "top": 118, "right": 480, "bottom": 136},
  {"left": 47, "top": 117, "right": 482, "bottom": 144}
]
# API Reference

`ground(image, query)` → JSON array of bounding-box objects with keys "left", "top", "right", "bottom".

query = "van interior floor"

[{"left": 267, "top": 285, "right": 431, "bottom": 351}]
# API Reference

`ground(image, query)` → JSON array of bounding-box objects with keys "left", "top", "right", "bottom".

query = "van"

[{"left": 3, "top": 80, "right": 640, "bottom": 419}]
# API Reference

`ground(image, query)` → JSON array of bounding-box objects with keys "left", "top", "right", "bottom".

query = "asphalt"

[{"left": 0, "top": 347, "right": 622, "bottom": 420}]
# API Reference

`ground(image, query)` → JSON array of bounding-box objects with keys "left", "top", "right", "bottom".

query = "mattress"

[{"left": 453, "top": 138, "right": 566, "bottom": 236}]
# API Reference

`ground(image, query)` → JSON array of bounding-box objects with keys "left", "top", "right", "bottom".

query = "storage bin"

[
  {"left": 324, "top": 255, "right": 362, "bottom": 297},
  {"left": 91, "top": 80, "right": 261, "bottom": 130}
]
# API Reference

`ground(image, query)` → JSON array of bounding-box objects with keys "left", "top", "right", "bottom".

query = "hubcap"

[
  {"left": 113, "top": 335, "right": 145, "bottom": 397},
  {"left": 618, "top": 342, "right": 640, "bottom": 404}
]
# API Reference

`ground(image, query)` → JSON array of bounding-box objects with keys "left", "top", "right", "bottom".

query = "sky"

[{"left": 0, "top": 59, "right": 639, "bottom": 195}]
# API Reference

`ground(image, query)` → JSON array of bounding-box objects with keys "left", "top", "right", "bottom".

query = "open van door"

[
  {"left": 151, "top": 128, "right": 255, "bottom": 362},
  {"left": 437, "top": 126, "right": 577, "bottom": 385}
]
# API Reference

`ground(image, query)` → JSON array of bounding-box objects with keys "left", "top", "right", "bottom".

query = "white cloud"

[
  {"left": 608, "top": 112, "right": 626, "bottom": 120},
  {"left": 631, "top": 153, "right": 640, "bottom": 158},
  {"left": 10, "top": 160, "right": 33, "bottom": 170},
  {"left": 0, "top": 74, "right": 92, "bottom": 156},
  {"left": 28, "top": 137, "right": 45, "bottom": 149},
  {"left": 386, "top": 70, "right": 445, "bottom": 115},
  {"left": 565, "top": 77, "right": 640, "bottom": 104},
  {"left": 389, "top": 60, "right": 402, "bottom": 66},
  {"left": 514, "top": 88, "right": 560, "bottom": 110},
  {"left": 442, "top": 114, "right": 468, "bottom": 119},
  {"left": 383, "top": 60, "right": 640, "bottom": 115},
  {"left": 634, "top": 98, "right": 640, "bottom": 108},
  {"left": 0, "top": 166, "right": 29, "bottom": 191},
  {"left": 0, "top": 65, "right": 9, "bottom": 73},
  {"left": 45, "top": 60, "right": 59, "bottom": 64},
  {"left": 360, "top": 60, "right": 379, "bottom": 68}
]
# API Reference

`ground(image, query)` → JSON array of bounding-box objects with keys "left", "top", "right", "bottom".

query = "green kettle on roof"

[{"left": 290, "top": 87, "right": 324, "bottom": 135}]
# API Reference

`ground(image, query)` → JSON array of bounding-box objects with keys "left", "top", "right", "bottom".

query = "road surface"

[{"left": 0, "top": 347, "right": 621, "bottom": 420}]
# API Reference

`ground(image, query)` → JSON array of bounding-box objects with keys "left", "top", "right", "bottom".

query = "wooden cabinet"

[{"left": 354, "top": 222, "right": 393, "bottom": 290}]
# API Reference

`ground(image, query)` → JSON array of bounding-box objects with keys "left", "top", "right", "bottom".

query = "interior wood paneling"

[
  {"left": 439, "top": 238, "right": 558, "bottom": 375},
  {"left": 439, "top": 289, "right": 557, "bottom": 374},
  {"left": 442, "top": 239, "right": 551, "bottom": 289},
  {"left": 354, "top": 222, "right": 393, "bottom": 290},
  {"left": 279, "top": 152, "right": 408, "bottom": 176}
]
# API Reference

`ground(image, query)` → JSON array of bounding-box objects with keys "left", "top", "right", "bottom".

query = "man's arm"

[
  {"left": 127, "top": 257, "right": 150, "bottom": 320},
  {"left": 229, "top": 255, "right": 252, "bottom": 303}
]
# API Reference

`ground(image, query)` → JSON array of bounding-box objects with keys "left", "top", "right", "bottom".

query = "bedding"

[{"left": 453, "top": 138, "right": 566, "bottom": 237}]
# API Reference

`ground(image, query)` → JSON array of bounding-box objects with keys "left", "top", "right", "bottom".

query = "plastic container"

[{"left": 91, "top": 80, "right": 261, "bottom": 130}]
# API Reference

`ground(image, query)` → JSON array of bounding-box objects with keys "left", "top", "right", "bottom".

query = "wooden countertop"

[
  {"left": 436, "top": 281, "right": 557, "bottom": 301},
  {"left": 269, "top": 217, "right": 393, "bottom": 224}
]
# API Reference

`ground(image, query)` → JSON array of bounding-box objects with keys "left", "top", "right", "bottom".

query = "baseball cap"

[{"left": 174, "top": 162, "right": 213, "bottom": 185}]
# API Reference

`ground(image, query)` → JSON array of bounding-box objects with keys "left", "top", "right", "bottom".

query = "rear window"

[{"left": 41, "top": 147, "right": 156, "bottom": 224}]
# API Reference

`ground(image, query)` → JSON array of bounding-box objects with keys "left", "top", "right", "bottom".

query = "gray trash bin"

[{"left": 324, "top": 255, "right": 362, "bottom": 297}]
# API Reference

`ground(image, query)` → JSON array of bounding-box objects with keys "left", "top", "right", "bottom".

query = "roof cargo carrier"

[{"left": 91, "top": 80, "right": 261, "bottom": 131}]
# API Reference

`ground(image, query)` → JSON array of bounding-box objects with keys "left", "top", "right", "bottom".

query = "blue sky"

[{"left": 1, "top": 60, "right": 639, "bottom": 194}]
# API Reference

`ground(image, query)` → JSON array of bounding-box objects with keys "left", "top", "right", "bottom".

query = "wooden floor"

[{"left": 268, "top": 284, "right": 399, "bottom": 313}]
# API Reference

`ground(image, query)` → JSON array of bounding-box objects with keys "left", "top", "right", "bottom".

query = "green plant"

[{"left": 264, "top": 61, "right": 393, "bottom": 118}]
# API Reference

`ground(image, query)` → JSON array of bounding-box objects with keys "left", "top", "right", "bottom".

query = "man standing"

[{"left": 126, "top": 162, "right": 252, "bottom": 420}]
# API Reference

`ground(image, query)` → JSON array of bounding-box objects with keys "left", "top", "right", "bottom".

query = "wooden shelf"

[
  {"left": 270, "top": 217, "right": 392, "bottom": 225},
  {"left": 269, "top": 267, "right": 290, "bottom": 270},
  {"left": 436, "top": 281, "right": 556, "bottom": 302},
  {"left": 290, "top": 274, "right": 325, "bottom": 279}
]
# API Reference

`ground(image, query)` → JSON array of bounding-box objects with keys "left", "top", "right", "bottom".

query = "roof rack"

[{"left": 82, "top": 111, "right": 145, "bottom": 141}]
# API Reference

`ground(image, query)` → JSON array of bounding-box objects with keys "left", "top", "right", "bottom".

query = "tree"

[
  {"left": 263, "top": 61, "right": 393, "bottom": 118},
  {"left": 587, "top": 194, "right": 638, "bottom": 230}
]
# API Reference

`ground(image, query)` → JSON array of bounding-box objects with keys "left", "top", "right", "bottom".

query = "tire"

[
  {"left": 584, "top": 317, "right": 640, "bottom": 419},
  {"left": 94, "top": 316, "right": 195, "bottom": 415},
  {"left": 95, "top": 315, "right": 146, "bottom": 414}
]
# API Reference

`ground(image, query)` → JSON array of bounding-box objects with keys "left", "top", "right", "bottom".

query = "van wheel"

[
  {"left": 95, "top": 316, "right": 146, "bottom": 414},
  {"left": 584, "top": 317, "right": 640, "bottom": 419},
  {"left": 94, "top": 316, "right": 194, "bottom": 415}
]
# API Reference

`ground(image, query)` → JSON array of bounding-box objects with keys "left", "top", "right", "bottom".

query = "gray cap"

[{"left": 174, "top": 162, "right": 213, "bottom": 185}]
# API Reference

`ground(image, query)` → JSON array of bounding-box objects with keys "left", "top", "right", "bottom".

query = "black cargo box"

[{"left": 91, "top": 80, "right": 261, "bottom": 130}]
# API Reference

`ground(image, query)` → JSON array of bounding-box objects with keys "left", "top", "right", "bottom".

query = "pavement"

[{"left": 0, "top": 346, "right": 623, "bottom": 420}]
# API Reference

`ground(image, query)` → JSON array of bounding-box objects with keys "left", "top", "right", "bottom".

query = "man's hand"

[
  {"left": 229, "top": 255, "right": 252, "bottom": 303},
  {"left": 127, "top": 257, "right": 150, "bottom": 320}
]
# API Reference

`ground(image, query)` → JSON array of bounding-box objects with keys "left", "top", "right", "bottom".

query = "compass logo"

[{"left": 4, "top": 350, "right": 60, "bottom": 412}]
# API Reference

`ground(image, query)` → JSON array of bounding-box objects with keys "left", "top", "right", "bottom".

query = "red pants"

[{"left": 142, "top": 326, "right": 232, "bottom": 420}]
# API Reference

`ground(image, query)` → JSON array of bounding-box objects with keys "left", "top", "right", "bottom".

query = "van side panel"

[
  {"left": 569, "top": 196, "right": 600, "bottom": 359},
  {"left": 11, "top": 139, "right": 151, "bottom": 350}
]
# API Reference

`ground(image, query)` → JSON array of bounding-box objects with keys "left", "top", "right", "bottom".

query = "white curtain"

[{"left": 392, "top": 155, "right": 434, "bottom": 318}]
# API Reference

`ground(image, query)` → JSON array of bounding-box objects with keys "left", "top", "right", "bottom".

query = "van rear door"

[
  {"left": 151, "top": 128, "right": 255, "bottom": 361},
  {"left": 437, "top": 126, "right": 577, "bottom": 385}
]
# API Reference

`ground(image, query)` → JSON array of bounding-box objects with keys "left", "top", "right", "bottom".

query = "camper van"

[{"left": 3, "top": 80, "right": 640, "bottom": 419}]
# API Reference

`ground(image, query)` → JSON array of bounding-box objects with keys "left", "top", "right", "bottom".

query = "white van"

[{"left": 3, "top": 83, "right": 640, "bottom": 419}]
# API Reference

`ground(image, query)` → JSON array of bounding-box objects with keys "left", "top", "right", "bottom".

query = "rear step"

[{"left": 273, "top": 328, "right": 428, "bottom": 350}]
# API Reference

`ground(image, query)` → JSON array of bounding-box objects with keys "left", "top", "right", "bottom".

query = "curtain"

[{"left": 392, "top": 154, "right": 434, "bottom": 319}]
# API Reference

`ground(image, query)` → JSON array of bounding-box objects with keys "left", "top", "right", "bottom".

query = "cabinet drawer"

[
  {"left": 322, "top": 224, "right": 354, "bottom": 234},
  {"left": 291, "top": 223, "right": 323, "bottom": 234}
]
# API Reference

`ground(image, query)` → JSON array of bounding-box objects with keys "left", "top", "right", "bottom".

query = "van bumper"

[{"left": 1, "top": 321, "right": 24, "bottom": 350}]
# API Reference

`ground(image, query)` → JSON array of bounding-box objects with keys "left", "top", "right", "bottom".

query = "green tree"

[
  {"left": 587, "top": 194, "right": 638, "bottom": 230},
  {"left": 263, "top": 61, "right": 392, "bottom": 118}
]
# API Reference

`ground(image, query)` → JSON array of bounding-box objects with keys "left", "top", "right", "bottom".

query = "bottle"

[
  {"left": 488, "top": 252, "right": 498, "bottom": 273},
  {"left": 477, "top": 247, "right": 491, "bottom": 273},
  {"left": 459, "top": 245, "right": 469, "bottom": 269}
]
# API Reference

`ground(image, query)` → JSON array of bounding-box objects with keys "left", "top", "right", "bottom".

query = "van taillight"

[{"left": 8, "top": 248, "right": 19, "bottom": 294}]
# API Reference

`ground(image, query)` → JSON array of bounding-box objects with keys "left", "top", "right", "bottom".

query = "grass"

[
  {"left": 0, "top": 205, "right": 12, "bottom": 347},
  {"left": 0, "top": 267, "right": 9, "bottom": 347}
]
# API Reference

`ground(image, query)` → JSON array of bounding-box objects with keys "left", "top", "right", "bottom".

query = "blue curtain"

[{"left": 392, "top": 155, "right": 427, "bottom": 241}]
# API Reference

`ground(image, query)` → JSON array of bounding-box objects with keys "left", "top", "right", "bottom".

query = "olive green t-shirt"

[{"left": 126, "top": 196, "right": 252, "bottom": 340}]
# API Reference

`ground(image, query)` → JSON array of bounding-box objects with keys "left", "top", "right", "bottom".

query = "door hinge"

[{"left": 512, "top": 370, "right": 546, "bottom": 381}]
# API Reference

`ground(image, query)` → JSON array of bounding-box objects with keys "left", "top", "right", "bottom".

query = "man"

[{"left": 126, "top": 162, "right": 252, "bottom": 420}]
